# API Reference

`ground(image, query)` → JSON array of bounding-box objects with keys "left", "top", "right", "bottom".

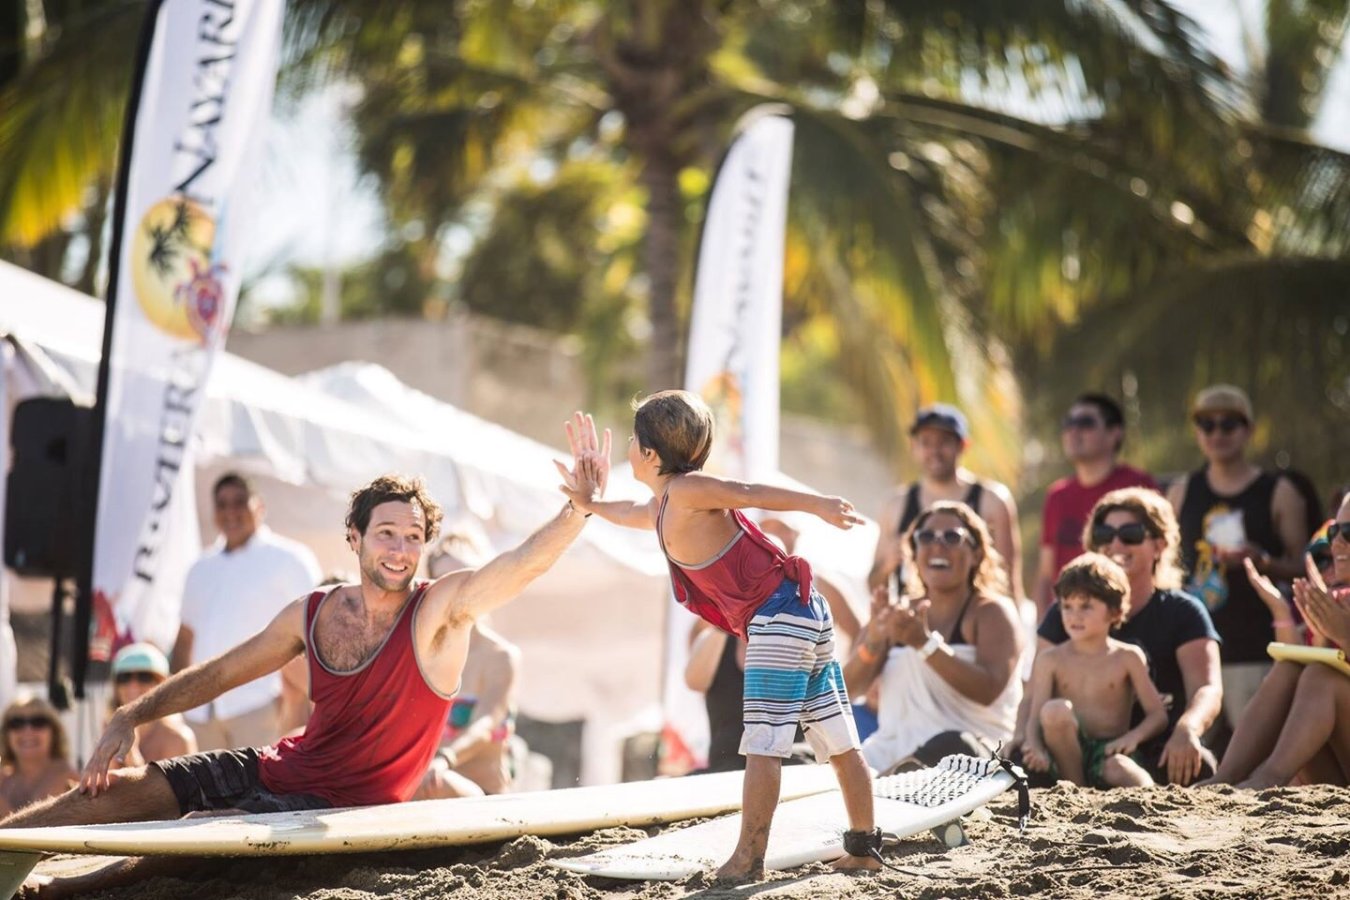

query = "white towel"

[{"left": 860, "top": 643, "right": 1022, "bottom": 772}]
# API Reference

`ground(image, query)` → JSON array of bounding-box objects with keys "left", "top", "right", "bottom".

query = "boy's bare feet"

[{"left": 712, "top": 853, "right": 765, "bottom": 883}]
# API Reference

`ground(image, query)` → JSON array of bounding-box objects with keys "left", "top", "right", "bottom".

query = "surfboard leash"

[
  {"left": 842, "top": 827, "right": 908, "bottom": 872},
  {"left": 991, "top": 744, "right": 1031, "bottom": 833}
]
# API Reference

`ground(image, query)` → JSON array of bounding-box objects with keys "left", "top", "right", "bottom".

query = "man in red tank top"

[{"left": 0, "top": 414, "right": 608, "bottom": 899}]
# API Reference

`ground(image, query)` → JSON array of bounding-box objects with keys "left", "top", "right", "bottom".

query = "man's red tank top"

[
  {"left": 258, "top": 583, "right": 453, "bottom": 807},
  {"left": 657, "top": 492, "right": 813, "bottom": 639}
]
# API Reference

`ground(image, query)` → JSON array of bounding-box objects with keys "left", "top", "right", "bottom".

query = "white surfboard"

[
  {"left": 0, "top": 765, "right": 838, "bottom": 897},
  {"left": 551, "top": 755, "right": 1023, "bottom": 880}
]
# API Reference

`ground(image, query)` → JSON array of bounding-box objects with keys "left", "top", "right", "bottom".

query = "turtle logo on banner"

[{"left": 130, "top": 195, "right": 228, "bottom": 344}]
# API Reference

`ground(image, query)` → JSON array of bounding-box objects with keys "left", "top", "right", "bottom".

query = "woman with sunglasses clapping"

[
  {"left": 106, "top": 644, "right": 197, "bottom": 766},
  {"left": 1017, "top": 487, "right": 1225, "bottom": 787},
  {"left": 1207, "top": 492, "right": 1350, "bottom": 788},
  {"left": 0, "top": 695, "right": 77, "bottom": 815},
  {"left": 843, "top": 502, "right": 1024, "bottom": 774}
]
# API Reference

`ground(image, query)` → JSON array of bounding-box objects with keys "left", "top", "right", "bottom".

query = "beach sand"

[{"left": 40, "top": 783, "right": 1350, "bottom": 899}]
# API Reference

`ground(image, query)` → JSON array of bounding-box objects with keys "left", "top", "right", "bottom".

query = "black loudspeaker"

[{"left": 5, "top": 397, "right": 95, "bottom": 577}]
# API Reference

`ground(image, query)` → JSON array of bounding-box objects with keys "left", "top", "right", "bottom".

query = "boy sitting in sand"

[
  {"left": 569, "top": 390, "right": 880, "bottom": 881},
  {"left": 1021, "top": 553, "right": 1168, "bottom": 788}
]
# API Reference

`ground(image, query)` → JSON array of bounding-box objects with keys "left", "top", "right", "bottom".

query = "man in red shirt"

[
  {"left": 0, "top": 415, "right": 607, "bottom": 899},
  {"left": 1034, "top": 394, "right": 1157, "bottom": 613}
]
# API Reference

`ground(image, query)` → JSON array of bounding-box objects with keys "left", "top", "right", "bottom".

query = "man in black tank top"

[
  {"left": 1166, "top": 385, "right": 1312, "bottom": 732},
  {"left": 869, "top": 404, "right": 1025, "bottom": 604}
]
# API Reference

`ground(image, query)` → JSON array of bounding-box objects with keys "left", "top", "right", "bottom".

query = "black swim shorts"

[{"left": 152, "top": 748, "right": 331, "bottom": 816}]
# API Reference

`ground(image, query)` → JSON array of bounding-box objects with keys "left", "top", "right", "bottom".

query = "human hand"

[
  {"left": 1105, "top": 735, "right": 1139, "bottom": 757},
  {"left": 79, "top": 712, "right": 135, "bottom": 797},
  {"left": 1022, "top": 743, "right": 1051, "bottom": 773},
  {"left": 1216, "top": 543, "right": 1266, "bottom": 571},
  {"left": 815, "top": 495, "right": 865, "bottom": 531},
  {"left": 1293, "top": 554, "right": 1350, "bottom": 647},
  {"left": 554, "top": 411, "right": 611, "bottom": 510},
  {"left": 891, "top": 599, "right": 931, "bottom": 649},
  {"left": 1157, "top": 723, "right": 1204, "bottom": 786},
  {"left": 1243, "top": 557, "right": 1288, "bottom": 613}
]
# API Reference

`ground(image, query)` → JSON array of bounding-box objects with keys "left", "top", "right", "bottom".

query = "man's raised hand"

[{"left": 555, "top": 411, "right": 610, "bottom": 512}]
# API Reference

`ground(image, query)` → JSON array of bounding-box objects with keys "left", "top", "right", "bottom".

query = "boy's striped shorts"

[{"left": 739, "top": 579, "right": 860, "bottom": 761}]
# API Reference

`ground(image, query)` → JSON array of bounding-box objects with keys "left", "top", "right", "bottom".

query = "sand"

[{"left": 37, "top": 783, "right": 1350, "bottom": 899}]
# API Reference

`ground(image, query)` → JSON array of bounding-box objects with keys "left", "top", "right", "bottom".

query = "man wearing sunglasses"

[
  {"left": 1035, "top": 394, "right": 1158, "bottom": 614},
  {"left": 170, "top": 473, "right": 323, "bottom": 753},
  {"left": 1166, "top": 384, "right": 1312, "bottom": 735},
  {"left": 869, "top": 404, "right": 1025, "bottom": 606}
]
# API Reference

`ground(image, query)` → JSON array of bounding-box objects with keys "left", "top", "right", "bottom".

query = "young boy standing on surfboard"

[
  {"left": 572, "top": 390, "right": 882, "bottom": 880},
  {"left": 1021, "top": 553, "right": 1169, "bottom": 787}
]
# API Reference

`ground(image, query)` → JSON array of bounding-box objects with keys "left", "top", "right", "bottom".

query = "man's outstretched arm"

[{"left": 82, "top": 600, "right": 307, "bottom": 795}]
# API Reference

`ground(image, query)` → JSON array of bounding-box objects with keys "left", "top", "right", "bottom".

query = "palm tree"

[{"left": 4, "top": 1, "right": 1347, "bottom": 487}]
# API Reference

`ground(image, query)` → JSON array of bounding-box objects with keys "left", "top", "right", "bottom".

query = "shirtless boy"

[{"left": 1021, "top": 553, "right": 1168, "bottom": 787}]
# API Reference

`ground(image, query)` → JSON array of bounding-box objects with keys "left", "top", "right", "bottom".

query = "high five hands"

[{"left": 555, "top": 411, "right": 611, "bottom": 513}]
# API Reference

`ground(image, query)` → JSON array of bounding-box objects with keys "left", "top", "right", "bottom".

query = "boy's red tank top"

[
  {"left": 657, "top": 492, "right": 813, "bottom": 639},
  {"left": 258, "top": 583, "right": 453, "bottom": 807}
]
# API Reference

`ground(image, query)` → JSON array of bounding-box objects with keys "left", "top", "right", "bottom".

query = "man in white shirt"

[{"left": 170, "top": 473, "right": 321, "bottom": 750}]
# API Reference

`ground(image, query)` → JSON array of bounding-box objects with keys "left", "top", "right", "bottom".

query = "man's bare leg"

[
  {"left": 714, "top": 754, "right": 780, "bottom": 883},
  {"left": 829, "top": 749, "right": 880, "bottom": 872},
  {"left": 2, "top": 766, "right": 182, "bottom": 899}
]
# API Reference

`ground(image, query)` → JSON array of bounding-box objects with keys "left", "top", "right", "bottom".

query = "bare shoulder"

[
  {"left": 1109, "top": 638, "right": 1148, "bottom": 664},
  {"left": 973, "top": 593, "right": 1020, "bottom": 629}
]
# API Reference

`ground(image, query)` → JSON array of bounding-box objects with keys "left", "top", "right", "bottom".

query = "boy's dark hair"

[
  {"left": 1054, "top": 552, "right": 1131, "bottom": 619},
  {"left": 212, "top": 471, "right": 255, "bottom": 500},
  {"left": 345, "top": 474, "right": 443, "bottom": 542},
  {"left": 632, "top": 390, "right": 715, "bottom": 476}
]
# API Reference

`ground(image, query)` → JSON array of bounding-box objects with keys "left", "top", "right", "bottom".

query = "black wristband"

[{"left": 568, "top": 500, "right": 594, "bottom": 518}]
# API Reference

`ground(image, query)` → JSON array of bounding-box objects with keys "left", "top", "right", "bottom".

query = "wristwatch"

[{"left": 918, "top": 631, "right": 947, "bottom": 661}]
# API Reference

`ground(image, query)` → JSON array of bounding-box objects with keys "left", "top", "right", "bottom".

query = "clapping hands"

[{"left": 1293, "top": 554, "right": 1350, "bottom": 647}]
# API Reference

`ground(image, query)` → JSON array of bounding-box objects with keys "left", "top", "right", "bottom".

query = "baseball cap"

[
  {"left": 112, "top": 642, "right": 170, "bottom": 678},
  {"left": 910, "top": 404, "right": 969, "bottom": 441},
  {"left": 1192, "top": 384, "right": 1253, "bottom": 422}
]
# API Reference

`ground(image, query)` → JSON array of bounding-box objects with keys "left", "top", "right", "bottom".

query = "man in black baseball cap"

[{"left": 869, "top": 403, "right": 1025, "bottom": 606}]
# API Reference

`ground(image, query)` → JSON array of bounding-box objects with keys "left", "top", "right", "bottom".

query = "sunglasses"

[
  {"left": 915, "top": 527, "right": 973, "bottom": 548},
  {"left": 1061, "top": 414, "right": 1103, "bottom": 431},
  {"left": 1328, "top": 521, "right": 1350, "bottom": 543},
  {"left": 4, "top": 716, "right": 53, "bottom": 731},
  {"left": 1091, "top": 522, "right": 1150, "bottom": 546},
  {"left": 115, "top": 671, "right": 161, "bottom": 686},
  {"left": 1193, "top": 415, "right": 1247, "bottom": 435}
]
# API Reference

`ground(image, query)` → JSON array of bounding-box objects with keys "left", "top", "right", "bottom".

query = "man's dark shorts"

[{"left": 152, "top": 748, "right": 331, "bottom": 816}]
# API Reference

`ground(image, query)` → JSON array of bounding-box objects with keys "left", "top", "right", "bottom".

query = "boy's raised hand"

[
  {"left": 555, "top": 411, "right": 611, "bottom": 511},
  {"left": 815, "top": 495, "right": 866, "bottom": 530}
]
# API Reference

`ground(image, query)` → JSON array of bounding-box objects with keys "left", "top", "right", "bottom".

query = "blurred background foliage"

[{"left": 2, "top": 0, "right": 1348, "bottom": 510}]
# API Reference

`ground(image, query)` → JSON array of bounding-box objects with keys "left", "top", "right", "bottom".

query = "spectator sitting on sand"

[
  {"left": 844, "top": 502, "right": 1024, "bottom": 774},
  {"left": 1207, "top": 492, "right": 1350, "bottom": 788},
  {"left": 1017, "top": 487, "right": 1224, "bottom": 786},
  {"left": 1020, "top": 553, "right": 1169, "bottom": 787},
  {"left": 0, "top": 695, "right": 78, "bottom": 816},
  {"left": 107, "top": 644, "right": 197, "bottom": 766}
]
